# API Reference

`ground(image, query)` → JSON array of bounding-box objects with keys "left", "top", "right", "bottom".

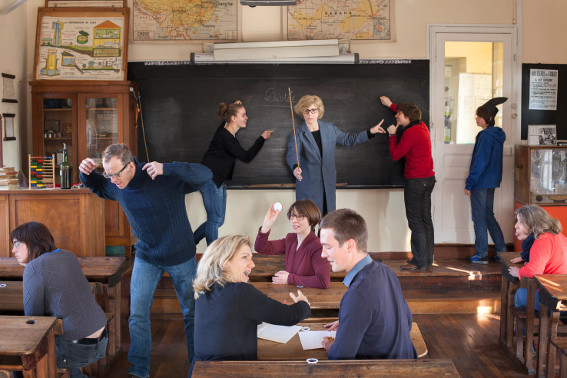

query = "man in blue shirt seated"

[{"left": 319, "top": 208, "right": 417, "bottom": 359}]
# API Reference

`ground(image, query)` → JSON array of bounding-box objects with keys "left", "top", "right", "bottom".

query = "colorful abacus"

[{"left": 29, "top": 155, "right": 55, "bottom": 189}]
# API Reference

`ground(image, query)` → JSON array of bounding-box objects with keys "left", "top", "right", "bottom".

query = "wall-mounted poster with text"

[{"left": 34, "top": 8, "right": 129, "bottom": 80}]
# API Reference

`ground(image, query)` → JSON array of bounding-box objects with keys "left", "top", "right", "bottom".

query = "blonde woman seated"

[
  {"left": 509, "top": 204, "right": 567, "bottom": 310},
  {"left": 192, "top": 235, "right": 311, "bottom": 364},
  {"left": 255, "top": 200, "right": 330, "bottom": 288}
]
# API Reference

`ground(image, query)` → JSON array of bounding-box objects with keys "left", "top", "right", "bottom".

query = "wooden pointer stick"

[{"left": 288, "top": 87, "right": 300, "bottom": 170}]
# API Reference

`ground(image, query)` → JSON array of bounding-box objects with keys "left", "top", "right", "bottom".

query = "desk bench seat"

[{"left": 192, "top": 359, "right": 458, "bottom": 377}]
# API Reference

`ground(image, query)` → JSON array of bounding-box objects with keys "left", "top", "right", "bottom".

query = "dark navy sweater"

[
  {"left": 194, "top": 282, "right": 310, "bottom": 361},
  {"left": 80, "top": 158, "right": 212, "bottom": 266},
  {"left": 329, "top": 261, "right": 417, "bottom": 360}
]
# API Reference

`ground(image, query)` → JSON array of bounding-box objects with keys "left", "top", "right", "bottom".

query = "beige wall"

[
  {"left": 0, "top": 0, "right": 28, "bottom": 170},
  {"left": 3, "top": 0, "right": 567, "bottom": 252}
]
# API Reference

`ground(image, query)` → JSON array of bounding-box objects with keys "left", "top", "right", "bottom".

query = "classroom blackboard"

[
  {"left": 127, "top": 60, "right": 430, "bottom": 188},
  {"left": 522, "top": 63, "right": 567, "bottom": 140}
]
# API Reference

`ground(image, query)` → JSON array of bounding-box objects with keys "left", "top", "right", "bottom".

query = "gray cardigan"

[
  {"left": 23, "top": 249, "right": 106, "bottom": 340},
  {"left": 286, "top": 120, "right": 370, "bottom": 213}
]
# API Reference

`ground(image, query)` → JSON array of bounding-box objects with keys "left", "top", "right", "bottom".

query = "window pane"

[{"left": 444, "top": 41, "right": 503, "bottom": 144}]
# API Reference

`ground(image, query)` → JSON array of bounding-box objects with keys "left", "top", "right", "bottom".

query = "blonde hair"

[
  {"left": 294, "top": 95, "right": 324, "bottom": 119},
  {"left": 515, "top": 204, "right": 562, "bottom": 238},
  {"left": 193, "top": 235, "right": 252, "bottom": 299}
]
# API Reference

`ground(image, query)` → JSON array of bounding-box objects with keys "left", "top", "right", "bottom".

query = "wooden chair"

[
  {"left": 551, "top": 337, "right": 567, "bottom": 378},
  {"left": 512, "top": 278, "right": 538, "bottom": 374}
]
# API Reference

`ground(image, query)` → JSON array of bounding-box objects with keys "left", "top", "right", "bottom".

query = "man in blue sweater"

[
  {"left": 320, "top": 209, "right": 417, "bottom": 359},
  {"left": 79, "top": 143, "right": 212, "bottom": 378}
]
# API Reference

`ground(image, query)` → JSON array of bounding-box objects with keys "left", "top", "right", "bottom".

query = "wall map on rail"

[{"left": 128, "top": 60, "right": 429, "bottom": 188}]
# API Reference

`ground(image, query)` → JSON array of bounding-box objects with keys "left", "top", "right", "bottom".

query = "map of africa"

[
  {"left": 288, "top": 0, "right": 391, "bottom": 40},
  {"left": 133, "top": 0, "right": 237, "bottom": 41}
]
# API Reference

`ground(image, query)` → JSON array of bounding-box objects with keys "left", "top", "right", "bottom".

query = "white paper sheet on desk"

[
  {"left": 257, "top": 322, "right": 302, "bottom": 343},
  {"left": 298, "top": 330, "right": 337, "bottom": 350}
]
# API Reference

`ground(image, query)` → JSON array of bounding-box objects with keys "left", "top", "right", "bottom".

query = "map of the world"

[
  {"left": 288, "top": 0, "right": 391, "bottom": 40},
  {"left": 133, "top": 0, "right": 237, "bottom": 41}
]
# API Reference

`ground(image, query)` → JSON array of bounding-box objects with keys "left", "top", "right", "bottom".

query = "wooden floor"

[{"left": 104, "top": 313, "right": 529, "bottom": 378}]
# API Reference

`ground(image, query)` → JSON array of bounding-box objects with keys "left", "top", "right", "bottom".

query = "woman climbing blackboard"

[{"left": 194, "top": 101, "right": 274, "bottom": 245}]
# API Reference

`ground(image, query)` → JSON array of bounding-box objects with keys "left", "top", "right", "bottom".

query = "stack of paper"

[
  {"left": 0, "top": 167, "right": 18, "bottom": 187},
  {"left": 298, "top": 330, "right": 337, "bottom": 350},
  {"left": 257, "top": 322, "right": 301, "bottom": 344}
]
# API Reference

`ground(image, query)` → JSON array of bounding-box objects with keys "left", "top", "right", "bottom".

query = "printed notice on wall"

[{"left": 529, "top": 69, "right": 558, "bottom": 110}]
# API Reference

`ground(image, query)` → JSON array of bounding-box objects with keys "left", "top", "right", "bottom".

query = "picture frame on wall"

[
  {"left": 2, "top": 73, "right": 18, "bottom": 103},
  {"left": 34, "top": 7, "right": 129, "bottom": 81},
  {"left": 3, "top": 113, "right": 16, "bottom": 141},
  {"left": 528, "top": 124, "right": 557, "bottom": 146}
]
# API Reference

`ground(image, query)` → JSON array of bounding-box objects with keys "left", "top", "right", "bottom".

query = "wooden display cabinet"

[
  {"left": 514, "top": 144, "right": 567, "bottom": 250},
  {"left": 30, "top": 81, "right": 138, "bottom": 255},
  {"left": 514, "top": 145, "right": 567, "bottom": 205}
]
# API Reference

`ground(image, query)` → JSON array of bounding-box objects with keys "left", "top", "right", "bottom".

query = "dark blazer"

[{"left": 286, "top": 120, "right": 369, "bottom": 213}]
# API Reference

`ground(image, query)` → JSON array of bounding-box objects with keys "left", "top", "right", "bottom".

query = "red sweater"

[
  {"left": 388, "top": 104, "right": 435, "bottom": 179},
  {"left": 254, "top": 228, "right": 330, "bottom": 289},
  {"left": 518, "top": 232, "right": 567, "bottom": 279}
]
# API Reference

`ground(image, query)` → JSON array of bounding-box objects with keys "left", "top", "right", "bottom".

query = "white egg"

[{"left": 273, "top": 202, "right": 283, "bottom": 212}]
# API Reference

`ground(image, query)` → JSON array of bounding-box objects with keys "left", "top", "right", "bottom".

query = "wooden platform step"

[{"left": 404, "top": 289, "right": 500, "bottom": 315}]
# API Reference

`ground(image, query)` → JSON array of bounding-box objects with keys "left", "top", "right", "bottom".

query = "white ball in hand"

[{"left": 273, "top": 202, "right": 283, "bottom": 212}]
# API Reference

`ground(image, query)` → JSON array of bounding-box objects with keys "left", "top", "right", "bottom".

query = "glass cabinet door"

[
  {"left": 42, "top": 96, "right": 73, "bottom": 180},
  {"left": 84, "top": 96, "right": 119, "bottom": 167}
]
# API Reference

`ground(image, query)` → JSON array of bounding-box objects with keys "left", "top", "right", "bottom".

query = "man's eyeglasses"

[
  {"left": 103, "top": 163, "right": 129, "bottom": 179},
  {"left": 12, "top": 241, "right": 23, "bottom": 249},
  {"left": 288, "top": 213, "right": 305, "bottom": 221},
  {"left": 303, "top": 108, "right": 318, "bottom": 115}
]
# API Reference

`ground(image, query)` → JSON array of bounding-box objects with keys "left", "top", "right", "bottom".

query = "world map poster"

[
  {"left": 288, "top": 0, "right": 391, "bottom": 40},
  {"left": 133, "top": 0, "right": 237, "bottom": 41}
]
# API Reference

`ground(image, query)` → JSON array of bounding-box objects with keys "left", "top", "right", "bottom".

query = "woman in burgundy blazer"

[{"left": 254, "top": 199, "right": 330, "bottom": 289}]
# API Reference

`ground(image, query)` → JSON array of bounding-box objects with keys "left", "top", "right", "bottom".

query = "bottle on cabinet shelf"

[{"left": 60, "top": 143, "right": 71, "bottom": 189}]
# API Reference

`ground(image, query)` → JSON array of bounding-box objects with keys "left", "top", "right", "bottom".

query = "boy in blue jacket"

[{"left": 465, "top": 97, "right": 508, "bottom": 264}]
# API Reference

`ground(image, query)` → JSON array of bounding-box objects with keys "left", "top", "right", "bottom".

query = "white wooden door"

[{"left": 428, "top": 25, "right": 519, "bottom": 244}]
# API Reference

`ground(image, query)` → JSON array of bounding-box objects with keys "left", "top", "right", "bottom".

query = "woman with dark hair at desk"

[
  {"left": 255, "top": 199, "right": 330, "bottom": 288},
  {"left": 286, "top": 94, "right": 384, "bottom": 216},
  {"left": 508, "top": 205, "right": 567, "bottom": 310},
  {"left": 194, "top": 101, "right": 274, "bottom": 246},
  {"left": 192, "top": 235, "right": 310, "bottom": 367},
  {"left": 10, "top": 222, "right": 107, "bottom": 378}
]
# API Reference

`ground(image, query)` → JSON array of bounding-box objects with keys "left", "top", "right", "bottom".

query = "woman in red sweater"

[
  {"left": 254, "top": 199, "right": 330, "bottom": 288},
  {"left": 509, "top": 204, "right": 567, "bottom": 310}
]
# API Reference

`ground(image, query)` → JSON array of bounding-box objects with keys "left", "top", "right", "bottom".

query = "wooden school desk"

[
  {"left": 535, "top": 274, "right": 567, "bottom": 378},
  {"left": 0, "top": 281, "right": 102, "bottom": 314},
  {"left": 498, "top": 252, "right": 538, "bottom": 373},
  {"left": 192, "top": 359, "right": 459, "bottom": 377},
  {"left": 0, "top": 316, "right": 63, "bottom": 377},
  {"left": 251, "top": 282, "right": 346, "bottom": 310},
  {"left": 249, "top": 253, "right": 382, "bottom": 282},
  {"left": 257, "top": 322, "right": 428, "bottom": 361},
  {"left": 0, "top": 256, "right": 131, "bottom": 360}
]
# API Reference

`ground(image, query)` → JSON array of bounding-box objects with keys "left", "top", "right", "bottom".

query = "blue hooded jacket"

[{"left": 465, "top": 126, "right": 506, "bottom": 190}]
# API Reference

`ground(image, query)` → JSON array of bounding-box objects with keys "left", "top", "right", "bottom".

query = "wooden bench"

[
  {"left": 192, "top": 359, "right": 459, "bottom": 377},
  {"left": 257, "top": 321, "right": 427, "bottom": 360}
]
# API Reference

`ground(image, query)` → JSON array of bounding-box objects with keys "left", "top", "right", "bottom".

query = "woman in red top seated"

[
  {"left": 254, "top": 199, "right": 330, "bottom": 289},
  {"left": 509, "top": 204, "right": 567, "bottom": 310}
]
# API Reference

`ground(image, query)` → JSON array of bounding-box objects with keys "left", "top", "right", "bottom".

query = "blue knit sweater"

[{"left": 80, "top": 158, "right": 212, "bottom": 266}]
